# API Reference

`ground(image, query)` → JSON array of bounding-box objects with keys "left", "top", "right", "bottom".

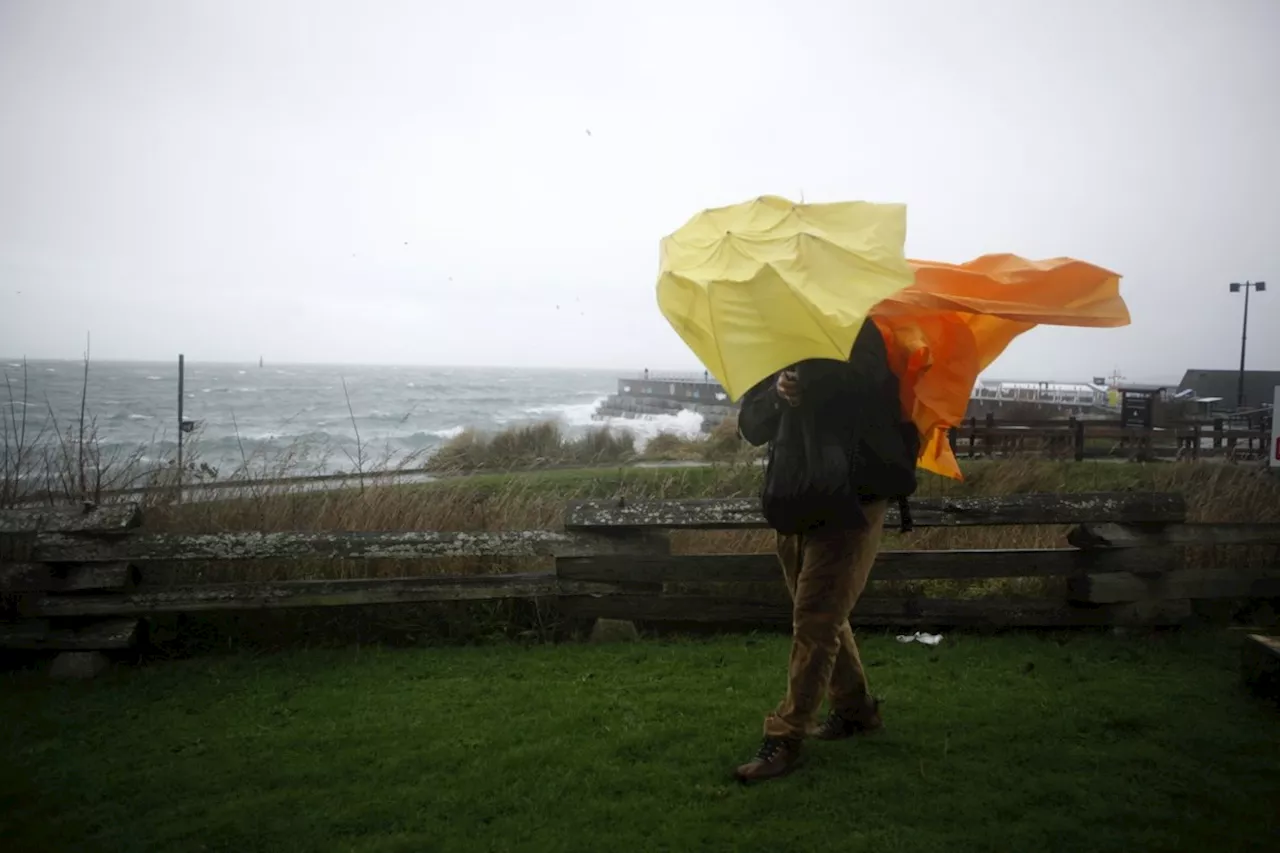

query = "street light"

[{"left": 1229, "top": 281, "right": 1266, "bottom": 409}]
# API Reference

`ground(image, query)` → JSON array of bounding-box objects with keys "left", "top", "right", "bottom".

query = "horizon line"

[{"left": 0, "top": 356, "right": 705, "bottom": 374}]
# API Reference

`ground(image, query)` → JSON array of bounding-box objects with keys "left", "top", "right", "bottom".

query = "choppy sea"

[{"left": 1, "top": 360, "right": 704, "bottom": 479}]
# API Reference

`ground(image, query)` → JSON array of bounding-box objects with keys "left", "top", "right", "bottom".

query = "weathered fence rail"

[
  {"left": 3, "top": 493, "right": 1279, "bottom": 669},
  {"left": 947, "top": 415, "right": 1272, "bottom": 461}
]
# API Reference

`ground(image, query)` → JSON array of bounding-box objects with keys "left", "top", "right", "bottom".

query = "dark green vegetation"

[
  {"left": 423, "top": 418, "right": 753, "bottom": 472},
  {"left": 150, "top": 457, "right": 1280, "bottom": 536},
  {"left": 3, "top": 631, "right": 1277, "bottom": 852}
]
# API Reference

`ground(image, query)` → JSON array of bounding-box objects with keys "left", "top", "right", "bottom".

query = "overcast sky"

[{"left": 1, "top": 0, "right": 1276, "bottom": 381}]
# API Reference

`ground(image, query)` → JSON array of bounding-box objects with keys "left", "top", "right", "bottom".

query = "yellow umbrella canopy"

[{"left": 656, "top": 195, "right": 915, "bottom": 402}]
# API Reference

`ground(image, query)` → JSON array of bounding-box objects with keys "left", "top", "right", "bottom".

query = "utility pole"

[
  {"left": 1229, "top": 281, "right": 1266, "bottom": 409},
  {"left": 175, "top": 355, "right": 197, "bottom": 503},
  {"left": 177, "top": 354, "right": 184, "bottom": 503}
]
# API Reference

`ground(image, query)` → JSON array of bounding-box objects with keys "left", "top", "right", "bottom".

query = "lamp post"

[{"left": 1229, "top": 281, "right": 1266, "bottom": 409}]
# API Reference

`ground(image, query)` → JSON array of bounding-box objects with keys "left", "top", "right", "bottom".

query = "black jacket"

[{"left": 738, "top": 320, "right": 919, "bottom": 534}]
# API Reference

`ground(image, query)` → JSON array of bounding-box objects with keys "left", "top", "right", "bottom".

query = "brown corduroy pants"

[{"left": 763, "top": 500, "right": 888, "bottom": 740}]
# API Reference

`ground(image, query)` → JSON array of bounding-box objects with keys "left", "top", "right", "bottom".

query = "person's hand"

[{"left": 776, "top": 370, "right": 801, "bottom": 407}]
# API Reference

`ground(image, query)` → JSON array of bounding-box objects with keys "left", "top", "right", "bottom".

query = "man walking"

[{"left": 733, "top": 319, "right": 918, "bottom": 783}]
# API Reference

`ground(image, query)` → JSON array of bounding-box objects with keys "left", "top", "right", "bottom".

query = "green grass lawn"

[{"left": 3, "top": 631, "right": 1278, "bottom": 853}]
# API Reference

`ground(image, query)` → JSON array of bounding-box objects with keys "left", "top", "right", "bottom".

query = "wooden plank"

[
  {"left": 31, "top": 529, "right": 669, "bottom": 564},
  {"left": 559, "top": 593, "right": 791, "bottom": 624},
  {"left": 1069, "top": 567, "right": 1280, "bottom": 604},
  {"left": 0, "top": 618, "right": 141, "bottom": 650},
  {"left": 973, "top": 427, "right": 1088, "bottom": 440},
  {"left": 557, "top": 547, "right": 1178, "bottom": 585},
  {"left": 1069, "top": 522, "right": 1280, "bottom": 550},
  {"left": 0, "top": 503, "right": 141, "bottom": 535},
  {"left": 564, "top": 493, "right": 1187, "bottom": 531},
  {"left": 0, "top": 562, "right": 139, "bottom": 593},
  {"left": 0, "top": 563, "right": 49, "bottom": 592},
  {"left": 1241, "top": 634, "right": 1280, "bottom": 704},
  {"left": 28, "top": 573, "right": 618, "bottom": 616},
  {"left": 557, "top": 593, "right": 1175, "bottom": 627},
  {"left": 59, "top": 563, "right": 141, "bottom": 592},
  {"left": 1109, "top": 599, "right": 1193, "bottom": 626}
]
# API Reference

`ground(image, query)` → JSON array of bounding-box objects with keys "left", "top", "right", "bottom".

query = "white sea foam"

[
  {"left": 526, "top": 397, "right": 705, "bottom": 446},
  {"left": 432, "top": 426, "right": 466, "bottom": 439},
  {"left": 594, "top": 409, "right": 706, "bottom": 446}
]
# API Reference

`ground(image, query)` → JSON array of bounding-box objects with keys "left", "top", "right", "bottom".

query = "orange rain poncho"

[{"left": 872, "top": 255, "right": 1129, "bottom": 479}]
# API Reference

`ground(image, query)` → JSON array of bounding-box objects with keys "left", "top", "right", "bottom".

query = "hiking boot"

[
  {"left": 734, "top": 736, "right": 803, "bottom": 783},
  {"left": 814, "top": 698, "right": 883, "bottom": 740}
]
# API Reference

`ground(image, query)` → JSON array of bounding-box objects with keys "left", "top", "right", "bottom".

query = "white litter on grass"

[{"left": 896, "top": 632, "right": 943, "bottom": 646}]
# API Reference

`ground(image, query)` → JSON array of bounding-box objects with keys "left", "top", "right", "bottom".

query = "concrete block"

[{"left": 589, "top": 618, "right": 639, "bottom": 644}]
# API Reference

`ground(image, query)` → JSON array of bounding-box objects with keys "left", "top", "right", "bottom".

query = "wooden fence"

[
  {"left": 948, "top": 416, "right": 1273, "bottom": 461},
  {"left": 3, "top": 493, "right": 1280, "bottom": 660}
]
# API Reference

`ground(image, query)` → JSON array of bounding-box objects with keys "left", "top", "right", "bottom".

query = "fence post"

[
  {"left": 968, "top": 417, "right": 978, "bottom": 458},
  {"left": 1072, "top": 417, "right": 1085, "bottom": 462},
  {"left": 1214, "top": 418, "right": 1223, "bottom": 451},
  {"left": 984, "top": 413, "right": 995, "bottom": 458},
  {"left": 1192, "top": 424, "right": 1201, "bottom": 461}
]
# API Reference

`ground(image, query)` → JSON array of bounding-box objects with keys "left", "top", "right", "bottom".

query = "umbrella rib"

[
  {"left": 779, "top": 266, "right": 850, "bottom": 361},
  {"left": 705, "top": 277, "right": 731, "bottom": 397}
]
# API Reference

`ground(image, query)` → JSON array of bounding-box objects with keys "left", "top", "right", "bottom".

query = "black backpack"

[{"left": 760, "top": 321, "right": 919, "bottom": 536}]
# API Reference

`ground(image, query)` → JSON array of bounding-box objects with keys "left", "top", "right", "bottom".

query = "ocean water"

[{"left": 0, "top": 360, "right": 704, "bottom": 479}]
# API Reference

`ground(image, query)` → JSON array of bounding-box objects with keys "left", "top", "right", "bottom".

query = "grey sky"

[{"left": 1, "top": 0, "right": 1276, "bottom": 381}]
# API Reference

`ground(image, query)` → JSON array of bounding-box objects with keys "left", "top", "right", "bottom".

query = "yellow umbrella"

[{"left": 656, "top": 195, "right": 915, "bottom": 402}]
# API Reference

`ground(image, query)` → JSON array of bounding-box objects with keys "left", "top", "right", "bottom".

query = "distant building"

[
  {"left": 1114, "top": 384, "right": 1167, "bottom": 428},
  {"left": 1177, "top": 369, "right": 1280, "bottom": 411}
]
